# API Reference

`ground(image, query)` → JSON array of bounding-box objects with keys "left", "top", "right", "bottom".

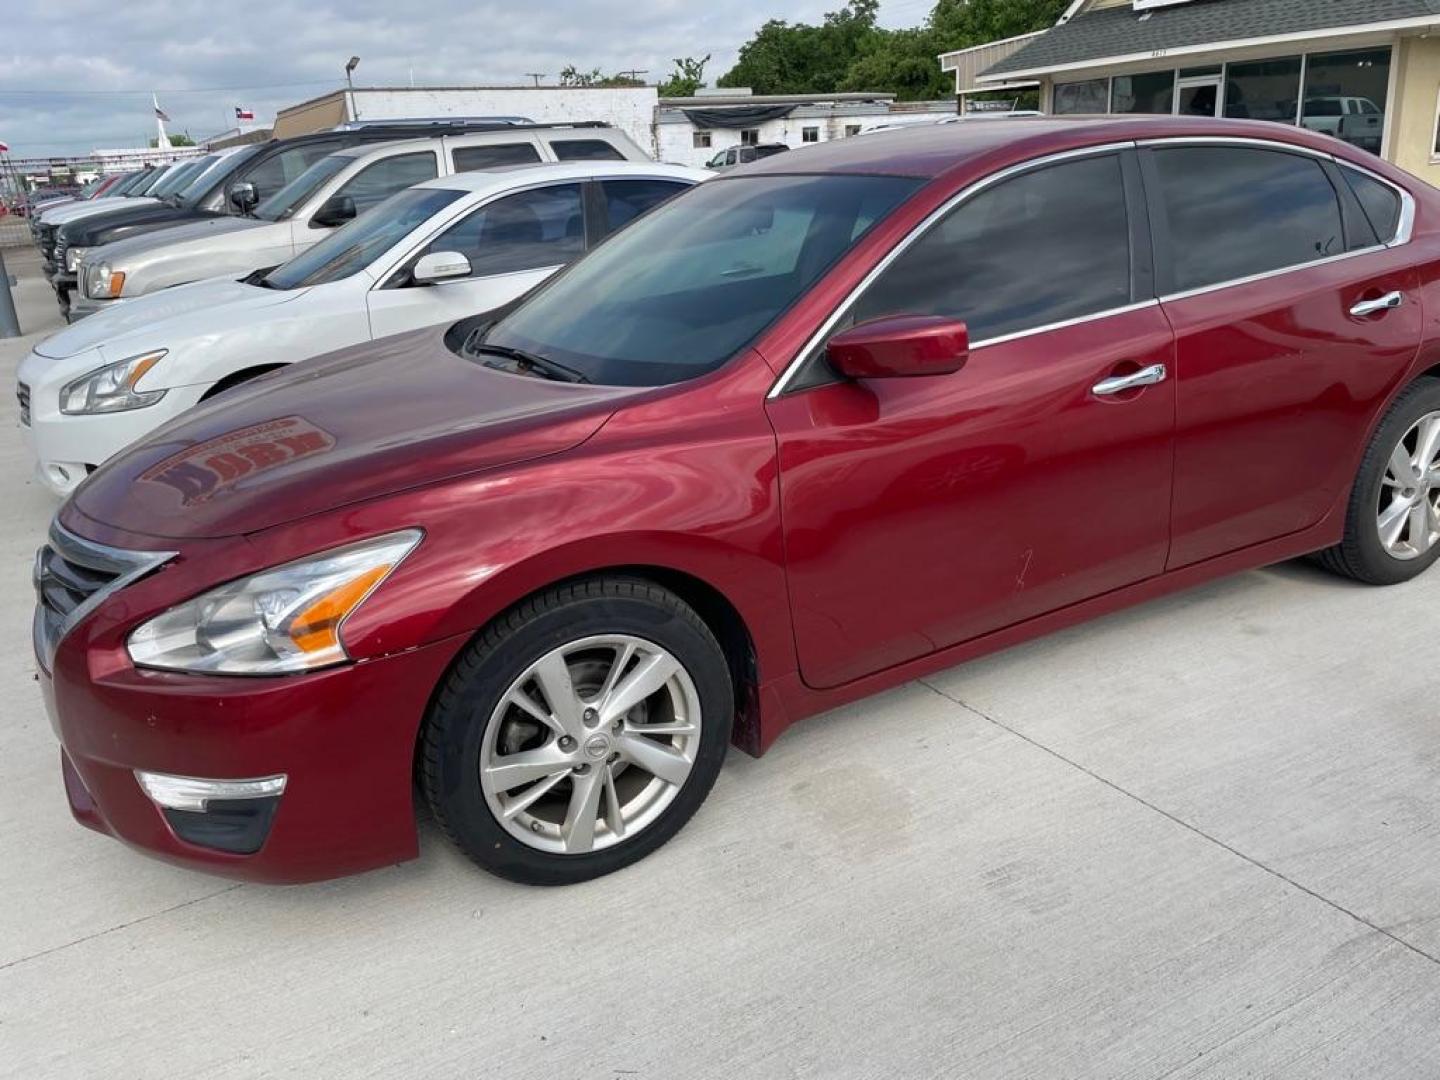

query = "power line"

[{"left": 0, "top": 79, "right": 342, "bottom": 97}]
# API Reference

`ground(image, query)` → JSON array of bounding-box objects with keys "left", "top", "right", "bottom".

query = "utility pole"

[{"left": 525, "top": 73, "right": 547, "bottom": 87}]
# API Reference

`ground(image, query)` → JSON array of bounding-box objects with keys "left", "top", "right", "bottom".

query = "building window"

[
  {"left": 1302, "top": 48, "right": 1390, "bottom": 156},
  {"left": 1112, "top": 71, "right": 1174, "bottom": 114},
  {"left": 693, "top": 130, "right": 712, "bottom": 149},
  {"left": 1053, "top": 78, "right": 1109, "bottom": 114},
  {"left": 802, "top": 126, "right": 819, "bottom": 143},
  {"left": 844, "top": 124, "right": 862, "bottom": 137},
  {"left": 1224, "top": 57, "right": 1302, "bottom": 124},
  {"left": 740, "top": 128, "right": 760, "bottom": 146}
]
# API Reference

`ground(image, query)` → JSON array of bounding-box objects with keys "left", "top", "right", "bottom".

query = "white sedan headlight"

[
  {"left": 64, "top": 246, "right": 89, "bottom": 272},
  {"left": 60, "top": 350, "right": 167, "bottom": 414},
  {"left": 128, "top": 531, "right": 423, "bottom": 675},
  {"left": 85, "top": 261, "right": 125, "bottom": 299}
]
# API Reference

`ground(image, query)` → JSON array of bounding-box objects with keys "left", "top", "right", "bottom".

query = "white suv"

[{"left": 73, "top": 125, "right": 646, "bottom": 318}]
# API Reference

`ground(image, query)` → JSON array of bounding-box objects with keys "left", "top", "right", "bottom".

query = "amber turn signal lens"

[{"left": 287, "top": 565, "right": 390, "bottom": 654}]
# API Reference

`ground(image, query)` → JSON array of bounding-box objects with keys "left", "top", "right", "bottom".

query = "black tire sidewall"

[
  {"left": 426, "top": 586, "right": 733, "bottom": 885},
  {"left": 1346, "top": 380, "right": 1440, "bottom": 585}
]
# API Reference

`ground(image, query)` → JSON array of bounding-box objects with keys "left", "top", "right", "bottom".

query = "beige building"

[{"left": 947, "top": 0, "right": 1440, "bottom": 184}]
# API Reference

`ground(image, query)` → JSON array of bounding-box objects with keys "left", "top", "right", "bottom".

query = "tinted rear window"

[
  {"left": 1151, "top": 146, "right": 1344, "bottom": 293},
  {"left": 453, "top": 143, "right": 542, "bottom": 171},
  {"left": 551, "top": 139, "right": 627, "bottom": 162},
  {"left": 1341, "top": 165, "right": 1403, "bottom": 242}
]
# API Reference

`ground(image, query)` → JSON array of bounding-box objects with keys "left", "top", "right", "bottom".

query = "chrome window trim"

[
  {"left": 767, "top": 141, "right": 1139, "bottom": 399},
  {"left": 33, "top": 519, "right": 176, "bottom": 671},
  {"left": 767, "top": 134, "right": 1421, "bottom": 398}
]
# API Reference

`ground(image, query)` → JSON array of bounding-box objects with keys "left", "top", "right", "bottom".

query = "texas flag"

[
  {"left": 235, "top": 106, "right": 255, "bottom": 121},
  {"left": 0, "top": 140, "right": 8, "bottom": 153}
]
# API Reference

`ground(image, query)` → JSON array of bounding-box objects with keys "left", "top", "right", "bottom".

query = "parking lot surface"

[{"left": 3, "top": 247, "right": 1440, "bottom": 1078}]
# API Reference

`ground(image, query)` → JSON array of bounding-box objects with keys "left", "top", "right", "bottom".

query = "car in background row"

[
  {"left": 19, "top": 162, "right": 705, "bottom": 493},
  {"left": 31, "top": 166, "right": 164, "bottom": 238},
  {"left": 34, "top": 116, "right": 1439, "bottom": 886},
  {"left": 71, "top": 124, "right": 646, "bottom": 319},
  {"left": 45, "top": 121, "right": 639, "bottom": 319},
  {"left": 705, "top": 143, "right": 788, "bottom": 170},
  {"left": 35, "top": 160, "right": 196, "bottom": 257}
]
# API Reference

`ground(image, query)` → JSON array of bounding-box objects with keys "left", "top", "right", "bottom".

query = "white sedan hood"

[{"left": 32, "top": 277, "right": 308, "bottom": 359}]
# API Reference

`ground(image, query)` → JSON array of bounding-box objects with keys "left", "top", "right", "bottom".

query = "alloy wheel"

[
  {"left": 478, "top": 634, "right": 703, "bottom": 855},
  {"left": 1377, "top": 410, "right": 1440, "bottom": 560}
]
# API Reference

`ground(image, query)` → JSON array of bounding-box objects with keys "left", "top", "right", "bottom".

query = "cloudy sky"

[{"left": 0, "top": 0, "right": 932, "bottom": 158}]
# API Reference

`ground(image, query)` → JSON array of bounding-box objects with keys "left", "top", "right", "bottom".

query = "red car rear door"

[
  {"left": 1141, "top": 142, "right": 1423, "bottom": 568},
  {"left": 767, "top": 148, "right": 1178, "bottom": 690}
]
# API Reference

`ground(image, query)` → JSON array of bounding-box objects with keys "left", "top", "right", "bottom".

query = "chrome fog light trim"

[{"left": 135, "top": 771, "right": 287, "bottom": 812}]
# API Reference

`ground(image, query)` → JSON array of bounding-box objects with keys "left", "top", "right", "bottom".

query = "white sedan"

[{"left": 18, "top": 161, "right": 707, "bottom": 494}]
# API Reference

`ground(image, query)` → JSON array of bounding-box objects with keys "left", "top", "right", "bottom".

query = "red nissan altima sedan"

[{"left": 34, "top": 116, "right": 1440, "bottom": 884}]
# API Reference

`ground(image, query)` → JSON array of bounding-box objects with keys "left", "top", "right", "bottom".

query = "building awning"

[
  {"left": 982, "top": 0, "right": 1440, "bottom": 81},
  {"left": 681, "top": 105, "right": 799, "bottom": 129}
]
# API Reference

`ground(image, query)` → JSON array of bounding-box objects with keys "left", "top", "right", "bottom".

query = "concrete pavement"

[{"left": 3, "top": 247, "right": 1440, "bottom": 1078}]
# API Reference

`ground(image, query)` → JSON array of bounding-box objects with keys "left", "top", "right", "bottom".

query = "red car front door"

[
  {"left": 1142, "top": 144, "right": 1424, "bottom": 568},
  {"left": 767, "top": 149, "right": 1178, "bottom": 690}
]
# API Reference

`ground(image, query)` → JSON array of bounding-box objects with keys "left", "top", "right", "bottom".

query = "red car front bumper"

[{"left": 45, "top": 633, "right": 466, "bottom": 884}]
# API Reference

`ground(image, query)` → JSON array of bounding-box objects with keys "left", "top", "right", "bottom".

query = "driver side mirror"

[
  {"left": 311, "top": 193, "right": 356, "bottom": 228},
  {"left": 412, "top": 251, "right": 472, "bottom": 285},
  {"left": 826, "top": 315, "right": 969, "bottom": 379},
  {"left": 228, "top": 180, "right": 258, "bottom": 213}
]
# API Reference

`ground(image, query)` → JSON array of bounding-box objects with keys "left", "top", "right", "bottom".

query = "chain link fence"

[{"left": 0, "top": 214, "right": 29, "bottom": 249}]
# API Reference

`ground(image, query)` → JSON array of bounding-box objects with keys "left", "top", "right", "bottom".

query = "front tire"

[
  {"left": 420, "top": 578, "right": 733, "bottom": 885},
  {"left": 1317, "top": 379, "right": 1440, "bottom": 585}
]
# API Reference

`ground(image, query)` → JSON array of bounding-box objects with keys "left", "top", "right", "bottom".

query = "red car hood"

[{"left": 70, "top": 326, "right": 640, "bottom": 539}]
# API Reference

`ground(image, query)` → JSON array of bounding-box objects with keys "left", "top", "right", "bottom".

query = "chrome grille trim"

[{"left": 33, "top": 519, "right": 176, "bottom": 671}]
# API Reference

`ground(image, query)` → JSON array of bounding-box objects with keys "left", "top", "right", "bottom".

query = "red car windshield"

[{"left": 479, "top": 173, "right": 921, "bottom": 386}]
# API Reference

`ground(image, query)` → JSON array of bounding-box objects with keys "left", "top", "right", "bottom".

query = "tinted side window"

[
  {"left": 452, "top": 143, "right": 542, "bottom": 171},
  {"left": 425, "top": 183, "right": 584, "bottom": 277},
  {"left": 335, "top": 152, "right": 439, "bottom": 213},
  {"left": 241, "top": 140, "right": 343, "bottom": 203},
  {"left": 600, "top": 179, "right": 690, "bottom": 233},
  {"left": 552, "top": 139, "right": 627, "bottom": 162},
  {"left": 1341, "top": 164, "right": 1403, "bottom": 242},
  {"left": 853, "top": 154, "right": 1132, "bottom": 342},
  {"left": 1151, "top": 147, "right": 1344, "bottom": 293}
]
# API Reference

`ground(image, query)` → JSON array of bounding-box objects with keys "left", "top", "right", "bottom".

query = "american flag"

[
  {"left": 154, "top": 104, "right": 171, "bottom": 122},
  {"left": 235, "top": 106, "right": 255, "bottom": 121}
]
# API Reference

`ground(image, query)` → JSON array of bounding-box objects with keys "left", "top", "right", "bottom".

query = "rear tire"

[
  {"left": 1316, "top": 379, "right": 1440, "bottom": 585},
  {"left": 420, "top": 577, "right": 733, "bottom": 885}
]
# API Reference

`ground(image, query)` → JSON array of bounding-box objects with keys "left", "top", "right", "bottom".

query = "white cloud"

[{"left": 0, "top": 0, "right": 905, "bottom": 157}]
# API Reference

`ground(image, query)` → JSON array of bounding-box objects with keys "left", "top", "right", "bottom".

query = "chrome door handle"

[
  {"left": 1350, "top": 291, "right": 1404, "bottom": 317},
  {"left": 1092, "top": 363, "right": 1167, "bottom": 397}
]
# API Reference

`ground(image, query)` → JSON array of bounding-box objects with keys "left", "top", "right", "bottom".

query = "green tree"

[
  {"left": 559, "top": 65, "right": 644, "bottom": 88},
  {"left": 718, "top": 0, "right": 883, "bottom": 94},
  {"left": 930, "top": 0, "right": 1070, "bottom": 49},
  {"left": 148, "top": 133, "right": 196, "bottom": 147},
  {"left": 658, "top": 55, "right": 711, "bottom": 97},
  {"left": 719, "top": 0, "right": 1067, "bottom": 101},
  {"left": 839, "top": 27, "right": 950, "bottom": 100}
]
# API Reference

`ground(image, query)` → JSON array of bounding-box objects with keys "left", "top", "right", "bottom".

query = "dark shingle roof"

[{"left": 984, "top": 0, "right": 1440, "bottom": 77}]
